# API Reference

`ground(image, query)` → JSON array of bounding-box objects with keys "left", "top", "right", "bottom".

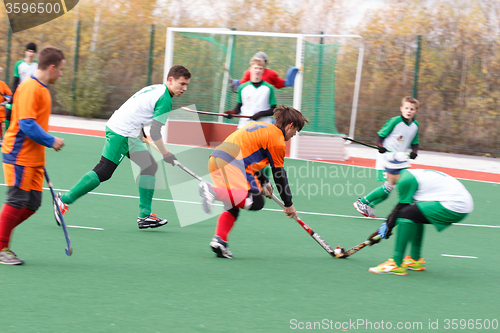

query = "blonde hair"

[
  {"left": 249, "top": 57, "right": 266, "bottom": 67},
  {"left": 401, "top": 96, "right": 419, "bottom": 109}
]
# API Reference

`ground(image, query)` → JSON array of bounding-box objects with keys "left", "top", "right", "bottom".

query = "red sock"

[
  {"left": 19, "top": 207, "right": 36, "bottom": 223},
  {"left": 215, "top": 211, "right": 236, "bottom": 242},
  {"left": 0, "top": 204, "right": 24, "bottom": 250},
  {"left": 213, "top": 188, "right": 248, "bottom": 208}
]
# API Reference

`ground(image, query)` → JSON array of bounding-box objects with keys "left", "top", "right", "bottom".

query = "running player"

[
  {"left": 368, "top": 152, "right": 474, "bottom": 275},
  {"left": 0, "top": 46, "right": 65, "bottom": 265},
  {"left": 353, "top": 96, "right": 420, "bottom": 218},
  {"left": 200, "top": 105, "right": 309, "bottom": 258},
  {"left": 53, "top": 65, "right": 191, "bottom": 229}
]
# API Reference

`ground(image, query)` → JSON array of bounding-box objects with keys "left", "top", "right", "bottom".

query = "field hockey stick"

[
  {"left": 140, "top": 130, "right": 207, "bottom": 183},
  {"left": 43, "top": 167, "right": 73, "bottom": 256},
  {"left": 271, "top": 193, "right": 338, "bottom": 258},
  {"left": 342, "top": 136, "right": 381, "bottom": 150},
  {"left": 181, "top": 106, "right": 252, "bottom": 118},
  {"left": 335, "top": 235, "right": 382, "bottom": 259}
]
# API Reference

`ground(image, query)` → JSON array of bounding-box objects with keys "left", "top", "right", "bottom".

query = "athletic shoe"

[
  {"left": 0, "top": 248, "right": 24, "bottom": 265},
  {"left": 210, "top": 236, "right": 233, "bottom": 259},
  {"left": 53, "top": 192, "right": 70, "bottom": 226},
  {"left": 137, "top": 214, "right": 168, "bottom": 229},
  {"left": 353, "top": 199, "right": 376, "bottom": 218},
  {"left": 369, "top": 259, "right": 407, "bottom": 275},
  {"left": 199, "top": 181, "right": 216, "bottom": 213},
  {"left": 402, "top": 256, "right": 426, "bottom": 271}
]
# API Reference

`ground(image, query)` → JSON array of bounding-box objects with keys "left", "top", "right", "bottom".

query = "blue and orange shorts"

[{"left": 3, "top": 163, "right": 44, "bottom": 192}]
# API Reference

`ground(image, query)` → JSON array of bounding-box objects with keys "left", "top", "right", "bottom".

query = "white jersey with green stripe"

[
  {"left": 398, "top": 169, "right": 474, "bottom": 214},
  {"left": 13, "top": 59, "right": 38, "bottom": 82},
  {"left": 237, "top": 81, "right": 276, "bottom": 129},
  {"left": 375, "top": 115, "right": 419, "bottom": 170},
  {"left": 106, "top": 84, "right": 172, "bottom": 138}
]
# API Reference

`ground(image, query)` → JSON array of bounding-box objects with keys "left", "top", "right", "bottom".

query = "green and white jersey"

[
  {"left": 375, "top": 115, "right": 419, "bottom": 170},
  {"left": 397, "top": 169, "right": 474, "bottom": 214},
  {"left": 237, "top": 81, "right": 276, "bottom": 129},
  {"left": 13, "top": 59, "right": 38, "bottom": 82},
  {"left": 106, "top": 84, "right": 172, "bottom": 138}
]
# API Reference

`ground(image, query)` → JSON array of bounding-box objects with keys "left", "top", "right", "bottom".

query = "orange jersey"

[
  {"left": 2, "top": 76, "right": 52, "bottom": 167},
  {"left": 212, "top": 122, "right": 286, "bottom": 175},
  {"left": 0, "top": 80, "right": 12, "bottom": 122}
]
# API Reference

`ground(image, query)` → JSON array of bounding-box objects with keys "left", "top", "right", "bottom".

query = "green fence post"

[
  {"left": 71, "top": 20, "right": 81, "bottom": 116},
  {"left": 5, "top": 25, "right": 12, "bottom": 82},
  {"left": 313, "top": 32, "right": 324, "bottom": 132},
  {"left": 412, "top": 35, "right": 422, "bottom": 99},
  {"left": 147, "top": 24, "right": 155, "bottom": 86}
]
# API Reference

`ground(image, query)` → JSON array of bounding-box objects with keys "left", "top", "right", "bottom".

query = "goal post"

[{"left": 164, "top": 27, "right": 364, "bottom": 160}]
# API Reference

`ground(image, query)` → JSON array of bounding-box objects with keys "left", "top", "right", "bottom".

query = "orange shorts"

[
  {"left": 3, "top": 163, "right": 44, "bottom": 191},
  {"left": 208, "top": 156, "right": 250, "bottom": 192}
]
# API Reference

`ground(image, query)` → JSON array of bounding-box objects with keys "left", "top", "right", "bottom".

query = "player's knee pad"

[
  {"left": 92, "top": 156, "right": 118, "bottom": 182},
  {"left": 383, "top": 181, "right": 395, "bottom": 193},
  {"left": 226, "top": 206, "right": 240, "bottom": 219},
  {"left": 140, "top": 159, "right": 158, "bottom": 176},
  {"left": 248, "top": 191, "right": 265, "bottom": 211}
]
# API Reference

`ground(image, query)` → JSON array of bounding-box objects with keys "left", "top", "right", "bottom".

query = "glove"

[
  {"left": 250, "top": 112, "right": 263, "bottom": 121},
  {"left": 225, "top": 110, "right": 236, "bottom": 119},
  {"left": 163, "top": 152, "right": 177, "bottom": 166},
  {"left": 377, "top": 146, "right": 387, "bottom": 154},
  {"left": 230, "top": 80, "right": 240, "bottom": 93},
  {"left": 378, "top": 222, "right": 392, "bottom": 239},
  {"left": 284, "top": 66, "right": 299, "bottom": 87},
  {"left": 261, "top": 181, "right": 273, "bottom": 198},
  {"left": 409, "top": 151, "right": 418, "bottom": 159}
]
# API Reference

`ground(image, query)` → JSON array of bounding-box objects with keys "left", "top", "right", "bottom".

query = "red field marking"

[{"left": 50, "top": 126, "right": 499, "bottom": 183}]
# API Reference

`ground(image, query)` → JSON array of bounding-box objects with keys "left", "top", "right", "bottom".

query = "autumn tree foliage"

[{"left": 0, "top": 0, "right": 498, "bottom": 155}]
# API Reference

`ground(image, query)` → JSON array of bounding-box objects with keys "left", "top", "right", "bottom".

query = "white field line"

[
  {"left": 67, "top": 225, "right": 104, "bottom": 230},
  {"left": 42, "top": 187, "right": 499, "bottom": 230},
  {"left": 441, "top": 254, "right": 478, "bottom": 259}
]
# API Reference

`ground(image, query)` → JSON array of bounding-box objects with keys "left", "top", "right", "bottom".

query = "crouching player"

[
  {"left": 368, "top": 152, "right": 474, "bottom": 275},
  {"left": 199, "top": 105, "right": 309, "bottom": 258}
]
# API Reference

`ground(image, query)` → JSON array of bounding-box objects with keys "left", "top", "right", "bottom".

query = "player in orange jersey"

[
  {"left": 0, "top": 47, "right": 65, "bottom": 265},
  {"left": 199, "top": 105, "right": 309, "bottom": 258}
]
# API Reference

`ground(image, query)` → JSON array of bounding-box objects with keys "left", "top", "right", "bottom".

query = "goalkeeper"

[
  {"left": 230, "top": 52, "right": 298, "bottom": 92},
  {"left": 54, "top": 65, "right": 191, "bottom": 229},
  {"left": 368, "top": 152, "right": 474, "bottom": 275},
  {"left": 353, "top": 96, "right": 420, "bottom": 218}
]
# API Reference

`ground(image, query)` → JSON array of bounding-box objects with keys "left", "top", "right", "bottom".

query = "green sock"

[
  {"left": 410, "top": 223, "right": 424, "bottom": 260},
  {"left": 138, "top": 175, "right": 155, "bottom": 218},
  {"left": 62, "top": 171, "right": 101, "bottom": 204},
  {"left": 393, "top": 218, "right": 416, "bottom": 267},
  {"left": 362, "top": 185, "right": 389, "bottom": 206}
]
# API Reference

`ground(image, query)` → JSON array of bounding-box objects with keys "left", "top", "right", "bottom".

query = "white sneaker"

[
  {"left": 0, "top": 248, "right": 24, "bottom": 265},
  {"left": 53, "top": 193, "right": 70, "bottom": 226},
  {"left": 353, "top": 199, "right": 376, "bottom": 218},
  {"left": 137, "top": 214, "right": 168, "bottom": 229},
  {"left": 210, "top": 236, "right": 233, "bottom": 259}
]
